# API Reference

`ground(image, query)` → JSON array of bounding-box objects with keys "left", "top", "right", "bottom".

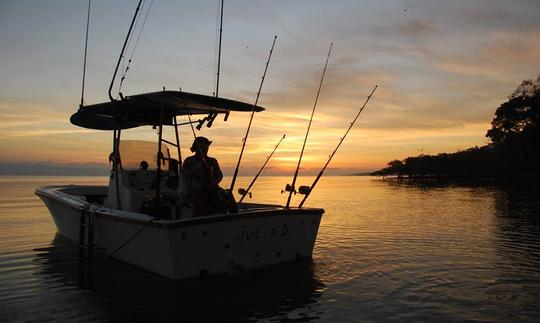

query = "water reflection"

[
  {"left": 368, "top": 179, "right": 540, "bottom": 321},
  {"left": 33, "top": 234, "right": 325, "bottom": 322},
  {"left": 3, "top": 176, "right": 540, "bottom": 322},
  {"left": 491, "top": 182, "right": 540, "bottom": 266}
]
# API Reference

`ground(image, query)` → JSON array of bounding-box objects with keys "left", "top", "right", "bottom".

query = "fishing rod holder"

[
  {"left": 195, "top": 116, "right": 208, "bottom": 130},
  {"left": 282, "top": 184, "right": 296, "bottom": 194},
  {"left": 206, "top": 113, "right": 218, "bottom": 127},
  {"left": 298, "top": 185, "right": 311, "bottom": 195},
  {"left": 237, "top": 188, "right": 252, "bottom": 199},
  {"left": 195, "top": 113, "right": 219, "bottom": 130}
]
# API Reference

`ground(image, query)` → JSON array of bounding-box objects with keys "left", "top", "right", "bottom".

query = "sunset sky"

[{"left": 1, "top": 0, "right": 539, "bottom": 175}]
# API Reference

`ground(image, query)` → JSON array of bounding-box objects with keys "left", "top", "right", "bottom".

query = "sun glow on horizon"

[{"left": 1, "top": 1, "right": 539, "bottom": 174}]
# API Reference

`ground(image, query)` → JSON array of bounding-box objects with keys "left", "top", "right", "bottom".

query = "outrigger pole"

[
  {"left": 284, "top": 43, "right": 333, "bottom": 208},
  {"left": 108, "top": 0, "right": 143, "bottom": 102},
  {"left": 238, "top": 134, "right": 286, "bottom": 203},
  {"left": 80, "top": 0, "right": 91, "bottom": 109},
  {"left": 298, "top": 85, "right": 378, "bottom": 208},
  {"left": 107, "top": 0, "right": 143, "bottom": 210},
  {"left": 215, "top": 0, "right": 224, "bottom": 99},
  {"left": 208, "top": 0, "right": 226, "bottom": 124},
  {"left": 229, "top": 35, "right": 278, "bottom": 192}
]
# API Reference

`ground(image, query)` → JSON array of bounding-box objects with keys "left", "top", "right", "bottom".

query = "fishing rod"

[
  {"left": 238, "top": 134, "right": 286, "bottom": 203},
  {"left": 108, "top": 0, "right": 143, "bottom": 102},
  {"left": 284, "top": 42, "right": 333, "bottom": 208},
  {"left": 297, "top": 85, "right": 378, "bottom": 208},
  {"left": 229, "top": 35, "right": 278, "bottom": 192}
]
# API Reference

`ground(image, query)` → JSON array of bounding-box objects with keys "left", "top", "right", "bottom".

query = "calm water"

[{"left": 1, "top": 175, "right": 540, "bottom": 322}]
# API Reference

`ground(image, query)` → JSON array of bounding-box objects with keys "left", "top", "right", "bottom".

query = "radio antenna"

[
  {"left": 298, "top": 85, "right": 378, "bottom": 207},
  {"left": 284, "top": 43, "right": 333, "bottom": 208}
]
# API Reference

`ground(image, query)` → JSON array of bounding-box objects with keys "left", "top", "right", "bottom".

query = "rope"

[
  {"left": 92, "top": 218, "right": 156, "bottom": 268},
  {"left": 53, "top": 208, "right": 153, "bottom": 271},
  {"left": 81, "top": 202, "right": 99, "bottom": 219},
  {"left": 80, "top": 203, "right": 156, "bottom": 269}
]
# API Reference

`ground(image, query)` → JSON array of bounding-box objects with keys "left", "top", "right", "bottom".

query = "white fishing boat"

[
  {"left": 35, "top": 89, "right": 324, "bottom": 280},
  {"left": 34, "top": 0, "right": 379, "bottom": 281}
]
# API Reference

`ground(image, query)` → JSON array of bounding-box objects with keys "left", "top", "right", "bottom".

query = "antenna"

[{"left": 284, "top": 43, "right": 333, "bottom": 208}]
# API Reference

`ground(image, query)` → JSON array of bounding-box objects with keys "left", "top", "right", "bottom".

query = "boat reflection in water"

[{"left": 33, "top": 234, "right": 325, "bottom": 322}]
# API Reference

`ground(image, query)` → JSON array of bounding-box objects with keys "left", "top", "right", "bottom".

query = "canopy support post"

[
  {"left": 111, "top": 123, "right": 122, "bottom": 210},
  {"left": 155, "top": 88, "right": 165, "bottom": 207},
  {"left": 174, "top": 116, "right": 182, "bottom": 171}
]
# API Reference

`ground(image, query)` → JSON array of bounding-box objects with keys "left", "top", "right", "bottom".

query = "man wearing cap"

[{"left": 182, "top": 136, "right": 226, "bottom": 216}]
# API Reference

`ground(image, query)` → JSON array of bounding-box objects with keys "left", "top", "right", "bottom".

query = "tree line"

[{"left": 372, "top": 75, "right": 540, "bottom": 179}]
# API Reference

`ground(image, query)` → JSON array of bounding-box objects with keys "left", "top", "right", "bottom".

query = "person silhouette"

[{"left": 182, "top": 137, "right": 226, "bottom": 216}]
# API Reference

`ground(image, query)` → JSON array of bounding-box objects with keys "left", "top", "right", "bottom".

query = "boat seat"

[
  {"left": 107, "top": 169, "right": 150, "bottom": 211},
  {"left": 127, "top": 169, "right": 156, "bottom": 191},
  {"left": 107, "top": 168, "right": 185, "bottom": 214}
]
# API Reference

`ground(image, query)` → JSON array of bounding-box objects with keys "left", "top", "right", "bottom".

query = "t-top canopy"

[{"left": 70, "top": 90, "right": 265, "bottom": 130}]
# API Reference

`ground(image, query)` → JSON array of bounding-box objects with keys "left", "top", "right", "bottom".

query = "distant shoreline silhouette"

[{"left": 372, "top": 74, "right": 540, "bottom": 181}]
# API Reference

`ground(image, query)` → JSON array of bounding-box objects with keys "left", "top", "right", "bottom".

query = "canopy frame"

[{"left": 71, "top": 90, "right": 264, "bottom": 130}]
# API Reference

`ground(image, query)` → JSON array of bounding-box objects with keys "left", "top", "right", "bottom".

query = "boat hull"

[{"left": 36, "top": 186, "right": 323, "bottom": 280}]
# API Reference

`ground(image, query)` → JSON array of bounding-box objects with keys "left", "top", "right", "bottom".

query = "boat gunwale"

[{"left": 35, "top": 185, "right": 324, "bottom": 229}]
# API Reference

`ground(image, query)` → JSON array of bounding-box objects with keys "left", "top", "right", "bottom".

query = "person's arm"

[
  {"left": 210, "top": 158, "right": 223, "bottom": 184},
  {"left": 182, "top": 157, "right": 198, "bottom": 177}
]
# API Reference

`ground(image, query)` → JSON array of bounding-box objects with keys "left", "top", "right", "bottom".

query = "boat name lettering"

[{"left": 236, "top": 224, "right": 288, "bottom": 242}]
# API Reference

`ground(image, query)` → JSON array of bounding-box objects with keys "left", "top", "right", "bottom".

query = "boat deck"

[{"left": 35, "top": 185, "right": 324, "bottom": 229}]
